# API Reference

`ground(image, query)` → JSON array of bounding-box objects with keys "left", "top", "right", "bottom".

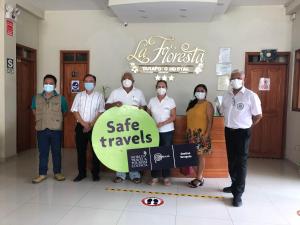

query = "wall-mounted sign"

[
  {"left": 71, "top": 80, "right": 80, "bottom": 93},
  {"left": 6, "top": 58, "right": 14, "bottom": 74},
  {"left": 258, "top": 77, "right": 271, "bottom": 91},
  {"left": 127, "top": 36, "right": 205, "bottom": 76},
  {"left": 6, "top": 20, "right": 13, "bottom": 37}
]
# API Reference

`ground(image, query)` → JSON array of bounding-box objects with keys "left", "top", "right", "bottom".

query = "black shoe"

[
  {"left": 232, "top": 197, "right": 242, "bottom": 207},
  {"left": 92, "top": 175, "right": 100, "bottom": 182},
  {"left": 73, "top": 174, "right": 86, "bottom": 182},
  {"left": 223, "top": 186, "right": 232, "bottom": 193}
]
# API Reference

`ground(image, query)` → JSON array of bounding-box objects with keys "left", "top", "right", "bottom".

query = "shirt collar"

[
  {"left": 121, "top": 86, "right": 135, "bottom": 93},
  {"left": 230, "top": 86, "right": 246, "bottom": 95},
  {"left": 40, "top": 90, "right": 58, "bottom": 97}
]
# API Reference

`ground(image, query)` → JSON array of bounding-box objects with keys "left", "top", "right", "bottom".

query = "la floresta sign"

[{"left": 127, "top": 36, "right": 205, "bottom": 75}]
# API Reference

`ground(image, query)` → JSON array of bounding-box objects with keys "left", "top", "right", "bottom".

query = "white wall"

[
  {"left": 285, "top": 9, "right": 300, "bottom": 165},
  {"left": 38, "top": 6, "right": 292, "bottom": 115},
  {"left": 0, "top": 0, "right": 5, "bottom": 159},
  {"left": 16, "top": 9, "right": 39, "bottom": 49},
  {"left": 0, "top": 2, "right": 39, "bottom": 160}
]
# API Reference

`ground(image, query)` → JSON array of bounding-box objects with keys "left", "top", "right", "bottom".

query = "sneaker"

[
  {"left": 132, "top": 178, "right": 142, "bottom": 184},
  {"left": 54, "top": 173, "right": 65, "bottom": 181},
  {"left": 148, "top": 178, "right": 159, "bottom": 186},
  {"left": 32, "top": 175, "right": 47, "bottom": 184},
  {"left": 113, "top": 176, "right": 124, "bottom": 183}
]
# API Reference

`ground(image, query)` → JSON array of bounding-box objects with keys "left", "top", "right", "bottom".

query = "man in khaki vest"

[{"left": 31, "top": 74, "right": 68, "bottom": 183}]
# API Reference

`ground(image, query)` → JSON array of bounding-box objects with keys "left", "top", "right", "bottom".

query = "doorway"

[
  {"left": 60, "top": 51, "right": 89, "bottom": 148},
  {"left": 245, "top": 52, "right": 290, "bottom": 158},
  {"left": 16, "top": 44, "right": 36, "bottom": 152}
]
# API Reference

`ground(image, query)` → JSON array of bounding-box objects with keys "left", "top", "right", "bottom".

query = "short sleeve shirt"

[
  {"left": 221, "top": 87, "right": 262, "bottom": 129},
  {"left": 71, "top": 91, "right": 105, "bottom": 122},
  {"left": 148, "top": 95, "right": 176, "bottom": 133},
  {"left": 106, "top": 87, "right": 146, "bottom": 107}
]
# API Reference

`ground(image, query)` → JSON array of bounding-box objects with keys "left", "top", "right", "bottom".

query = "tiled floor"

[{"left": 0, "top": 149, "right": 299, "bottom": 225}]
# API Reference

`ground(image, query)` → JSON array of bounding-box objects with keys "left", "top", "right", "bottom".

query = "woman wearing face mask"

[
  {"left": 186, "top": 84, "right": 214, "bottom": 188},
  {"left": 147, "top": 80, "right": 176, "bottom": 186}
]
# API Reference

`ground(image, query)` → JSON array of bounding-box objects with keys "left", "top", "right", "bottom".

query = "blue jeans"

[
  {"left": 37, "top": 129, "right": 62, "bottom": 175},
  {"left": 116, "top": 171, "right": 141, "bottom": 180}
]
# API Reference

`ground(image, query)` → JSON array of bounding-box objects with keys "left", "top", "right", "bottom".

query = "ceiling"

[{"left": 17, "top": 0, "right": 292, "bottom": 22}]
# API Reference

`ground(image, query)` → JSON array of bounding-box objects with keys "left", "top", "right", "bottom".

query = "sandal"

[
  {"left": 113, "top": 177, "right": 124, "bottom": 183},
  {"left": 188, "top": 178, "right": 204, "bottom": 188},
  {"left": 163, "top": 178, "right": 172, "bottom": 186},
  {"left": 148, "top": 178, "right": 159, "bottom": 186},
  {"left": 132, "top": 178, "right": 142, "bottom": 184}
]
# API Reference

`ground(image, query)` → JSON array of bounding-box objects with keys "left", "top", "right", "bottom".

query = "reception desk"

[{"left": 172, "top": 116, "right": 228, "bottom": 178}]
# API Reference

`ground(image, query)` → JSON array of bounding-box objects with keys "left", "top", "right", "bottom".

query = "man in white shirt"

[
  {"left": 71, "top": 74, "right": 105, "bottom": 182},
  {"left": 106, "top": 72, "right": 147, "bottom": 183},
  {"left": 221, "top": 69, "right": 262, "bottom": 207}
]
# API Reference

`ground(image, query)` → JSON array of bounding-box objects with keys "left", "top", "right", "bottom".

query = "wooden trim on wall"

[{"left": 292, "top": 49, "right": 300, "bottom": 111}]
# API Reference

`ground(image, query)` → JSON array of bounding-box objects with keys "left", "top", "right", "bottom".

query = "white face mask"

[
  {"left": 230, "top": 79, "right": 243, "bottom": 89},
  {"left": 195, "top": 92, "right": 206, "bottom": 100},
  {"left": 122, "top": 79, "right": 133, "bottom": 88},
  {"left": 156, "top": 87, "right": 167, "bottom": 96}
]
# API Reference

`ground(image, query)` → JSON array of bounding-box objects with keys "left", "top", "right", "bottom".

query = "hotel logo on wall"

[{"left": 127, "top": 36, "right": 205, "bottom": 81}]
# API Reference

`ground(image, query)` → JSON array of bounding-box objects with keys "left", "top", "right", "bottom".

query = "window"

[{"left": 292, "top": 49, "right": 300, "bottom": 111}]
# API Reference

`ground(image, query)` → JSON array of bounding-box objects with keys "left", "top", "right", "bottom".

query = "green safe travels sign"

[{"left": 92, "top": 105, "right": 159, "bottom": 172}]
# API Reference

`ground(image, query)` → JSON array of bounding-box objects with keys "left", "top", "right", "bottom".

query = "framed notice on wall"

[{"left": 6, "top": 20, "right": 13, "bottom": 37}]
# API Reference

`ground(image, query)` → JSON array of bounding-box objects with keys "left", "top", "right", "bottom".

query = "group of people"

[{"left": 31, "top": 69, "right": 262, "bottom": 207}]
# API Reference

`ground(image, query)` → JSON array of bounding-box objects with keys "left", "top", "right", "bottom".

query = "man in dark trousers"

[
  {"left": 71, "top": 74, "right": 105, "bottom": 182},
  {"left": 221, "top": 69, "right": 262, "bottom": 207}
]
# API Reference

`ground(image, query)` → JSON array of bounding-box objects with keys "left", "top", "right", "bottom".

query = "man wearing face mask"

[
  {"left": 220, "top": 69, "right": 262, "bottom": 207},
  {"left": 106, "top": 72, "right": 147, "bottom": 184},
  {"left": 31, "top": 74, "right": 68, "bottom": 183},
  {"left": 71, "top": 74, "right": 105, "bottom": 182}
]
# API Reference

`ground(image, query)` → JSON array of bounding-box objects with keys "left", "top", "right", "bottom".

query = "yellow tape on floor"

[{"left": 105, "top": 188, "right": 224, "bottom": 199}]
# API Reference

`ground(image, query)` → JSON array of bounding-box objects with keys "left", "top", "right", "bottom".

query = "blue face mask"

[
  {"left": 84, "top": 82, "right": 94, "bottom": 91},
  {"left": 43, "top": 84, "right": 54, "bottom": 93}
]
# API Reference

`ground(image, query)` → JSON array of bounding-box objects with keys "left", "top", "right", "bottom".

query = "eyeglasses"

[{"left": 232, "top": 96, "right": 236, "bottom": 106}]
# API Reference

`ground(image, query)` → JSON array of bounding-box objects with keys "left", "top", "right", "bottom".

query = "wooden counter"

[{"left": 172, "top": 116, "right": 228, "bottom": 178}]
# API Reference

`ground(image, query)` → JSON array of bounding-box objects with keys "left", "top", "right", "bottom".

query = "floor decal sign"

[{"left": 141, "top": 197, "right": 164, "bottom": 206}]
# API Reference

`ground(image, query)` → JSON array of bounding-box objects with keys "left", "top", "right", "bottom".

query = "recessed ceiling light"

[
  {"left": 180, "top": 15, "right": 187, "bottom": 18},
  {"left": 138, "top": 9, "right": 146, "bottom": 13},
  {"left": 141, "top": 16, "right": 148, "bottom": 19},
  {"left": 179, "top": 9, "right": 187, "bottom": 11}
]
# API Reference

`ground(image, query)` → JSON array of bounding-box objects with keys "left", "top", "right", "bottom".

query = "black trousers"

[
  {"left": 225, "top": 127, "right": 251, "bottom": 198},
  {"left": 75, "top": 123, "right": 100, "bottom": 177}
]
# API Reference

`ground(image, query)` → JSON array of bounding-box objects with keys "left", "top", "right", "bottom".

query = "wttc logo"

[{"left": 153, "top": 153, "right": 170, "bottom": 163}]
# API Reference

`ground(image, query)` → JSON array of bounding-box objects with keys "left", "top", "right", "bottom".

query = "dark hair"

[
  {"left": 156, "top": 80, "right": 168, "bottom": 88},
  {"left": 43, "top": 74, "right": 57, "bottom": 85},
  {"left": 186, "top": 84, "right": 208, "bottom": 112},
  {"left": 84, "top": 74, "right": 96, "bottom": 82}
]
